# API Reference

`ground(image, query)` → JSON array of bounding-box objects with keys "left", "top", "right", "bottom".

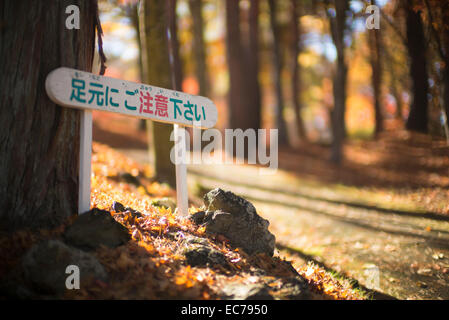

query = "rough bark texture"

[
  {"left": 0, "top": 0, "right": 97, "bottom": 231},
  {"left": 141, "top": 0, "right": 176, "bottom": 187},
  {"left": 268, "top": 0, "right": 289, "bottom": 146},
  {"left": 328, "top": 0, "right": 349, "bottom": 164},
  {"left": 290, "top": 0, "right": 306, "bottom": 140},
  {"left": 404, "top": 1, "right": 429, "bottom": 133},
  {"left": 225, "top": 0, "right": 261, "bottom": 159}
]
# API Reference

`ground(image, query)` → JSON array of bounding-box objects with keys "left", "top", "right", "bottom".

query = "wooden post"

[
  {"left": 174, "top": 124, "right": 188, "bottom": 216},
  {"left": 79, "top": 110, "right": 92, "bottom": 214}
]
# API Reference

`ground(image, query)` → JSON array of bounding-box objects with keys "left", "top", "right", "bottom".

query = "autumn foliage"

[{"left": 0, "top": 143, "right": 365, "bottom": 300}]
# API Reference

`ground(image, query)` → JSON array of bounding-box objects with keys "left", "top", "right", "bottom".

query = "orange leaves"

[
  {"left": 90, "top": 142, "right": 174, "bottom": 216},
  {"left": 298, "top": 262, "right": 362, "bottom": 300},
  {"left": 197, "top": 226, "right": 206, "bottom": 235},
  {"left": 175, "top": 266, "right": 195, "bottom": 288},
  {"left": 46, "top": 142, "right": 367, "bottom": 300},
  {"left": 131, "top": 229, "right": 142, "bottom": 241},
  {"left": 174, "top": 266, "right": 213, "bottom": 292}
]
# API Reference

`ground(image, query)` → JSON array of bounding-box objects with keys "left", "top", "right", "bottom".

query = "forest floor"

[{"left": 91, "top": 113, "right": 449, "bottom": 300}]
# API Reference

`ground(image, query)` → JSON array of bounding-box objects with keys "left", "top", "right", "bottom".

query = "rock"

[
  {"left": 120, "top": 172, "right": 141, "bottom": 186},
  {"left": 111, "top": 201, "right": 126, "bottom": 212},
  {"left": 183, "top": 235, "right": 210, "bottom": 246},
  {"left": 220, "top": 283, "right": 274, "bottom": 300},
  {"left": 111, "top": 202, "right": 143, "bottom": 218},
  {"left": 125, "top": 208, "right": 143, "bottom": 218},
  {"left": 180, "top": 235, "right": 227, "bottom": 267},
  {"left": 189, "top": 210, "right": 206, "bottom": 225},
  {"left": 275, "top": 277, "right": 310, "bottom": 300},
  {"left": 151, "top": 198, "right": 177, "bottom": 212},
  {"left": 64, "top": 208, "right": 130, "bottom": 250},
  {"left": 0, "top": 271, "right": 42, "bottom": 299},
  {"left": 183, "top": 246, "right": 227, "bottom": 267},
  {"left": 21, "top": 240, "right": 107, "bottom": 296},
  {"left": 198, "top": 188, "right": 276, "bottom": 256},
  {"left": 219, "top": 276, "right": 311, "bottom": 300}
]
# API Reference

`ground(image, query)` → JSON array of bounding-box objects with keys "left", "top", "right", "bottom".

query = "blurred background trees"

[{"left": 97, "top": 0, "right": 449, "bottom": 168}]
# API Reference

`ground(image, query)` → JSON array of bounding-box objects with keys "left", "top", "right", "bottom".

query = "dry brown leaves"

[{"left": 0, "top": 142, "right": 365, "bottom": 300}]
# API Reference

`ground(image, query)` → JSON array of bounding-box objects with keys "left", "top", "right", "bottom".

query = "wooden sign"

[
  {"left": 45, "top": 67, "right": 217, "bottom": 129},
  {"left": 45, "top": 67, "right": 218, "bottom": 217}
]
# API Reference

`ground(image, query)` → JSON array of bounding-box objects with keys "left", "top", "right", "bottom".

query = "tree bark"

[
  {"left": 391, "top": 77, "right": 404, "bottom": 120},
  {"left": 441, "top": 12, "right": 449, "bottom": 132},
  {"left": 368, "top": 2, "right": 383, "bottom": 136},
  {"left": 290, "top": 0, "right": 306, "bottom": 140},
  {"left": 239, "top": 0, "right": 262, "bottom": 135},
  {"left": 225, "top": 0, "right": 247, "bottom": 130},
  {"left": 328, "top": 0, "right": 348, "bottom": 164},
  {"left": 0, "top": 0, "right": 97, "bottom": 231},
  {"left": 189, "top": 0, "right": 209, "bottom": 97},
  {"left": 403, "top": 1, "right": 429, "bottom": 133},
  {"left": 128, "top": 3, "right": 147, "bottom": 131},
  {"left": 141, "top": 0, "right": 176, "bottom": 187},
  {"left": 268, "top": 0, "right": 289, "bottom": 146},
  {"left": 167, "top": 0, "right": 183, "bottom": 91}
]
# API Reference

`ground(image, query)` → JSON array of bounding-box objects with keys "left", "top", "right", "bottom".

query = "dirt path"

[{"left": 120, "top": 149, "right": 449, "bottom": 300}]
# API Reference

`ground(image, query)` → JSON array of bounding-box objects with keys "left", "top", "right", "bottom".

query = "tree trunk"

[
  {"left": 290, "top": 0, "right": 306, "bottom": 140},
  {"left": 167, "top": 0, "right": 183, "bottom": 91},
  {"left": 189, "top": 0, "right": 209, "bottom": 97},
  {"left": 128, "top": 3, "right": 147, "bottom": 131},
  {"left": 391, "top": 77, "right": 404, "bottom": 120},
  {"left": 404, "top": 1, "right": 429, "bottom": 133},
  {"left": 268, "top": 0, "right": 288, "bottom": 146},
  {"left": 368, "top": 3, "right": 383, "bottom": 137},
  {"left": 242, "top": 0, "right": 261, "bottom": 133},
  {"left": 0, "top": 0, "right": 97, "bottom": 231},
  {"left": 329, "top": 0, "right": 348, "bottom": 164},
  {"left": 225, "top": 0, "right": 247, "bottom": 130},
  {"left": 141, "top": 0, "right": 176, "bottom": 187},
  {"left": 442, "top": 22, "right": 449, "bottom": 131}
]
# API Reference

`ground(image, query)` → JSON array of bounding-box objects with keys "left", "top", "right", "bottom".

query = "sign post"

[
  {"left": 45, "top": 67, "right": 217, "bottom": 216},
  {"left": 173, "top": 124, "right": 188, "bottom": 216},
  {"left": 79, "top": 110, "right": 92, "bottom": 214}
]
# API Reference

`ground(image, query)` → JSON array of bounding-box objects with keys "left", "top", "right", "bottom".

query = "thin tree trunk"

[
  {"left": 368, "top": 2, "right": 383, "bottom": 136},
  {"left": 141, "top": 0, "right": 176, "bottom": 187},
  {"left": 290, "top": 0, "right": 306, "bottom": 140},
  {"left": 383, "top": 45, "right": 404, "bottom": 120},
  {"left": 268, "top": 0, "right": 288, "bottom": 146},
  {"left": 225, "top": 0, "right": 246, "bottom": 130},
  {"left": 189, "top": 0, "right": 209, "bottom": 97},
  {"left": 442, "top": 27, "right": 449, "bottom": 131},
  {"left": 129, "top": 4, "right": 147, "bottom": 131},
  {"left": 244, "top": 0, "right": 261, "bottom": 132},
  {"left": 391, "top": 77, "right": 404, "bottom": 120},
  {"left": 404, "top": 1, "right": 429, "bottom": 133},
  {"left": 0, "top": 0, "right": 97, "bottom": 231},
  {"left": 328, "top": 0, "right": 348, "bottom": 164},
  {"left": 167, "top": 0, "right": 183, "bottom": 91}
]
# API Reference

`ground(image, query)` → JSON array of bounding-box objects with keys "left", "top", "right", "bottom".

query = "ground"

[
  {"left": 92, "top": 112, "right": 449, "bottom": 300},
  {"left": 2, "top": 113, "right": 448, "bottom": 300},
  {"left": 0, "top": 142, "right": 363, "bottom": 300}
]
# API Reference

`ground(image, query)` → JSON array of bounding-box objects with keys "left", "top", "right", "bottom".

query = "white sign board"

[
  {"left": 46, "top": 67, "right": 217, "bottom": 129},
  {"left": 45, "top": 67, "right": 218, "bottom": 217}
]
